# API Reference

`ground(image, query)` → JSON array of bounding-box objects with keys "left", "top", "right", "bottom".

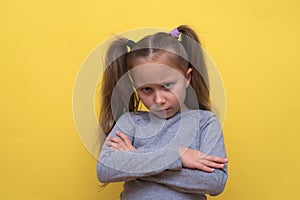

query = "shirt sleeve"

[
  {"left": 140, "top": 114, "right": 228, "bottom": 196},
  {"left": 96, "top": 113, "right": 182, "bottom": 183}
]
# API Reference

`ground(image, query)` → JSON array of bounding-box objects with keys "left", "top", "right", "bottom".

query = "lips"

[{"left": 155, "top": 108, "right": 170, "bottom": 112}]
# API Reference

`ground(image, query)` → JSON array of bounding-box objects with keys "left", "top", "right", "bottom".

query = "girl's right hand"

[
  {"left": 106, "top": 131, "right": 136, "bottom": 152},
  {"left": 178, "top": 146, "right": 228, "bottom": 172}
]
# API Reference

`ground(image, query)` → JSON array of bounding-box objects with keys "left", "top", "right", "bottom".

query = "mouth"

[{"left": 154, "top": 108, "right": 170, "bottom": 113}]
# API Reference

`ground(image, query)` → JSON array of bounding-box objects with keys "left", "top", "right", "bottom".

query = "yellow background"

[{"left": 1, "top": 0, "right": 299, "bottom": 199}]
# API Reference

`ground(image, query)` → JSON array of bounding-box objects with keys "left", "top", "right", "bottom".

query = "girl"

[{"left": 96, "top": 25, "right": 228, "bottom": 200}]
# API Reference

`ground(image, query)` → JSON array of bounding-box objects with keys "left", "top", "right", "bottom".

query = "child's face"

[{"left": 131, "top": 57, "right": 192, "bottom": 119}]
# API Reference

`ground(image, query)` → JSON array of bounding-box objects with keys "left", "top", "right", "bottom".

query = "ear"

[{"left": 185, "top": 68, "right": 192, "bottom": 88}]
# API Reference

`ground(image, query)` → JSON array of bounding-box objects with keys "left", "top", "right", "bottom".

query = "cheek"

[
  {"left": 173, "top": 92, "right": 185, "bottom": 104},
  {"left": 137, "top": 93, "right": 152, "bottom": 108},
  {"left": 172, "top": 85, "right": 187, "bottom": 102}
]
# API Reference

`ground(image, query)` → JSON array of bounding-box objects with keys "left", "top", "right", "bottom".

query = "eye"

[
  {"left": 162, "top": 82, "right": 174, "bottom": 90},
  {"left": 139, "top": 87, "right": 152, "bottom": 93}
]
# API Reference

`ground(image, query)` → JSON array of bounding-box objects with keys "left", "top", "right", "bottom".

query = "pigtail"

[
  {"left": 99, "top": 37, "right": 137, "bottom": 136},
  {"left": 177, "top": 25, "right": 211, "bottom": 111}
]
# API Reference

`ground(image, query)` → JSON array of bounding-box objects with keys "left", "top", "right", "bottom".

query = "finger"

[
  {"left": 195, "top": 163, "right": 215, "bottom": 173},
  {"left": 200, "top": 159, "right": 225, "bottom": 169},
  {"left": 205, "top": 155, "right": 228, "bottom": 164},
  {"left": 116, "top": 131, "right": 130, "bottom": 144},
  {"left": 106, "top": 141, "right": 125, "bottom": 151},
  {"left": 109, "top": 138, "right": 126, "bottom": 149},
  {"left": 109, "top": 136, "right": 124, "bottom": 144},
  {"left": 106, "top": 141, "right": 117, "bottom": 148},
  {"left": 116, "top": 131, "right": 136, "bottom": 151}
]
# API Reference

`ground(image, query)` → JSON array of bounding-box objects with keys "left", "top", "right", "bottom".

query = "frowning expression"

[{"left": 131, "top": 57, "right": 192, "bottom": 119}]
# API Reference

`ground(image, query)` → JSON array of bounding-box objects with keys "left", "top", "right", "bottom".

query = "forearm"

[
  {"left": 140, "top": 166, "right": 228, "bottom": 195},
  {"left": 97, "top": 144, "right": 182, "bottom": 183}
]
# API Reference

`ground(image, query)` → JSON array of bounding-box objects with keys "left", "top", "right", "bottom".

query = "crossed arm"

[
  {"left": 107, "top": 131, "right": 228, "bottom": 173},
  {"left": 98, "top": 114, "right": 228, "bottom": 195},
  {"left": 104, "top": 130, "right": 228, "bottom": 196}
]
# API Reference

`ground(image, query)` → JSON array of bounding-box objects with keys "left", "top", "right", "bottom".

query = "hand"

[
  {"left": 106, "top": 131, "right": 136, "bottom": 152},
  {"left": 178, "top": 146, "right": 228, "bottom": 173}
]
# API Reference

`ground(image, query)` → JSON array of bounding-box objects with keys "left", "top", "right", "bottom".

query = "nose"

[{"left": 154, "top": 91, "right": 166, "bottom": 105}]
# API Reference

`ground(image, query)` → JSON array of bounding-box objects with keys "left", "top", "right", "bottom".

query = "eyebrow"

[
  {"left": 135, "top": 80, "right": 176, "bottom": 88},
  {"left": 160, "top": 80, "right": 175, "bottom": 84}
]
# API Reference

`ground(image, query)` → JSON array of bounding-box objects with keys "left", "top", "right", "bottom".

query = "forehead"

[{"left": 131, "top": 62, "right": 186, "bottom": 87}]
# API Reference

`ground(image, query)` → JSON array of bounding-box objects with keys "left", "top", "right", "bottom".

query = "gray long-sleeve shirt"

[{"left": 97, "top": 109, "right": 228, "bottom": 200}]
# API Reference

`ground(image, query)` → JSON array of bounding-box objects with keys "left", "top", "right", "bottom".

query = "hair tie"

[
  {"left": 169, "top": 28, "right": 180, "bottom": 39},
  {"left": 126, "top": 39, "right": 135, "bottom": 49}
]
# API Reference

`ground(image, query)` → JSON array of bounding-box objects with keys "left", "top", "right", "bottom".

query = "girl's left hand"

[
  {"left": 106, "top": 131, "right": 136, "bottom": 151},
  {"left": 178, "top": 146, "right": 228, "bottom": 172}
]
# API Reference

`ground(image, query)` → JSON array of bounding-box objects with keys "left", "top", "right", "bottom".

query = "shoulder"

[
  {"left": 112, "top": 112, "right": 150, "bottom": 135},
  {"left": 117, "top": 111, "right": 150, "bottom": 126},
  {"left": 182, "top": 109, "right": 220, "bottom": 128},
  {"left": 183, "top": 109, "right": 216, "bottom": 120}
]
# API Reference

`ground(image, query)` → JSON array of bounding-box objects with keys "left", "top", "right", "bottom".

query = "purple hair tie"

[{"left": 169, "top": 28, "right": 180, "bottom": 39}]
